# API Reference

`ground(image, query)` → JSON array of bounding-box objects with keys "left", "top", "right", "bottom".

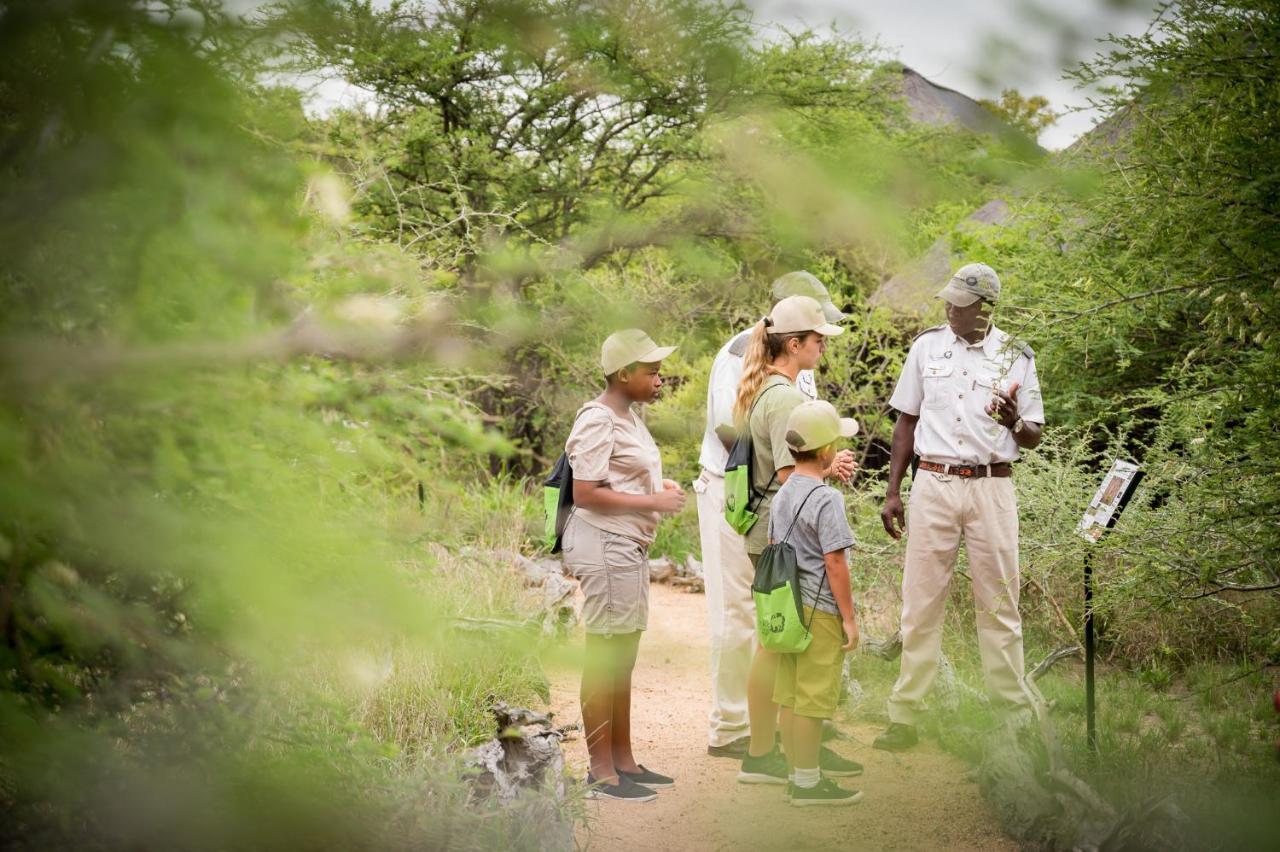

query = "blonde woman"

[{"left": 731, "top": 296, "right": 860, "bottom": 786}]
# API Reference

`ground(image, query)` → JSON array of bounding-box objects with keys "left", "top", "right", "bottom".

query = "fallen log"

[{"left": 966, "top": 645, "right": 1187, "bottom": 850}]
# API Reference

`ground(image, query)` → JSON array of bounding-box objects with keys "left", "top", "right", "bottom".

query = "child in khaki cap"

[{"left": 767, "top": 400, "right": 863, "bottom": 806}]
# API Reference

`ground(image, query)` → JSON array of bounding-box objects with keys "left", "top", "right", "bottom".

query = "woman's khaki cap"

[
  {"left": 600, "top": 328, "right": 677, "bottom": 375},
  {"left": 784, "top": 400, "right": 859, "bottom": 452},
  {"left": 767, "top": 295, "right": 845, "bottom": 337},
  {"left": 937, "top": 262, "right": 1001, "bottom": 306}
]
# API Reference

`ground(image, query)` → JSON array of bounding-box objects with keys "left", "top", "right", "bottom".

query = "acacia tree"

[
  {"left": 983, "top": 0, "right": 1280, "bottom": 635},
  {"left": 276, "top": 0, "right": 753, "bottom": 263}
]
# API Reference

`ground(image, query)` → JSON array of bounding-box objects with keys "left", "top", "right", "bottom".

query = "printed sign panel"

[{"left": 1079, "top": 459, "right": 1142, "bottom": 543}]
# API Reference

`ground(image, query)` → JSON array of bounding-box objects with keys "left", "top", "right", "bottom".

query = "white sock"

[
  {"left": 794, "top": 766, "right": 820, "bottom": 789},
  {"left": 788, "top": 771, "right": 796, "bottom": 784}
]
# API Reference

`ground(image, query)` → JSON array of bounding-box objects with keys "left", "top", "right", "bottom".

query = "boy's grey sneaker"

[
  {"left": 819, "top": 746, "right": 864, "bottom": 777},
  {"left": 617, "top": 765, "right": 674, "bottom": 789},
  {"left": 737, "top": 748, "right": 789, "bottom": 785},
  {"left": 873, "top": 722, "right": 919, "bottom": 752},
  {"left": 586, "top": 773, "right": 658, "bottom": 802},
  {"left": 791, "top": 777, "right": 864, "bottom": 807}
]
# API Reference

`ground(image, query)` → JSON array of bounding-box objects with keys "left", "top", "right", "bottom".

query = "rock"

[
  {"left": 648, "top": 556, "right": 677, "bottom": 583},
  {"left": 464, "top": 703, "right": 572, "bottom": 803}
]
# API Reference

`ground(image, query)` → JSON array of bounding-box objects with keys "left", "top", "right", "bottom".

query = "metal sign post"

[{"left": 1077, "top": 459, "right": 1144, "bottom": 758}]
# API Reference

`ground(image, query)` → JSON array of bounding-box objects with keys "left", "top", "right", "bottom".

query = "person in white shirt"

[
  {"left": 695, "top": 271, "right": 841, "bottom": 757},
  {"left": 873, "top": 262, "right": 1045, "bottom": 752}
]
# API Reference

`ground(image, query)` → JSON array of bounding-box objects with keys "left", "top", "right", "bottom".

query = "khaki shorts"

[
  {"left": 562, "top": 514, "right": 650, "bottom": 635},
  {"left": 772, "top": 607, "right": 846, "bottom": 719}
]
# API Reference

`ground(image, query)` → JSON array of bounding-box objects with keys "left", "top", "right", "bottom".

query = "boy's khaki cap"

[
  {"left": 600, "top": 328, "right": 677, "bottom": 375},
  {"left": 937, "top": 262, "right": 1001, "bottom": 306},
  {"left": 767, "top": 295, "right": 844, "bottom": 337},
  {"left": 784, "top": 400, "right": 859, "bottom": 452},
  {"left": 771, "top": 271, "right": 845, "bottom": 322}
]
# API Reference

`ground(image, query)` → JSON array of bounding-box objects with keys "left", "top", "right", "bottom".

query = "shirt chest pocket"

[{"left": 922, "top": 362, "right": 954, "bottom": 409}]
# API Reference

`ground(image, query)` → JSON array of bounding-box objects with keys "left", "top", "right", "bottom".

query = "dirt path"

[{"left": 547, "top": 583, "right": 1017, "bottom": 852}]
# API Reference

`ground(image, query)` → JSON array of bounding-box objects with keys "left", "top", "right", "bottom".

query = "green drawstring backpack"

[
  {"left": 752, "top": 484, "right": 828, "bottom": 654},
  {"left": 723, "top": 383, "right": 786, "bottom": 535}
]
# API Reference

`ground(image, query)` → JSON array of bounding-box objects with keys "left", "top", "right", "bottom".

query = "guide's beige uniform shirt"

[
  {"left": 889, "top": 324, "right": 1044, "bottom": 464},
  {"left": 886, "top": 324, "right": 1045, "bottom": 724}
]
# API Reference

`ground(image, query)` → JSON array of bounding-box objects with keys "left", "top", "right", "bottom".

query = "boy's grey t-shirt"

[{"left": 766, "top": 474, "right": 854, "bottom": 616}]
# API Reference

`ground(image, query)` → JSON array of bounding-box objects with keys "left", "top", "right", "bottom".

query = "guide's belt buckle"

[{"left": 920, "top": 460, "right": 1012, "bottom": 478}]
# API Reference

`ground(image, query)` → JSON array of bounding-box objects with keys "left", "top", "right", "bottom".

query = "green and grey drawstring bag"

[{"left": 752, "top": 485, "right": 828, "bottom": 654}]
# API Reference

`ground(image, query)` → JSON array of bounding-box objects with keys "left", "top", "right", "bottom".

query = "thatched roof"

[{"left": 869, "top": 199, "right": 1012, "bottom": 313}]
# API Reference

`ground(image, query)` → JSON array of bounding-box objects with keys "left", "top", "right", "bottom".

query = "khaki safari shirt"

[
  {"left": 888, "top": 323, "right": 1045, "bottom": 466},
  {"left": 565, "top": 402, "right": 664, "bottom": 544},
  {"left": 744, "top": 374, "right": 807, "bottom": 555}
]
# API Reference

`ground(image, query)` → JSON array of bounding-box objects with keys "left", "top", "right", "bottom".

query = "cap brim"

[
  {"left": 936, "top": 285, "right": 982, "bottom": 307},
  {"left": 838, "top": 417, "right": 859, "bottom": 438},
  {"left": 636, "top": 344, "right": 677, "bottom": 364},
  {"left": 821, "top": 300, "right": 846, "bottom": 323},
  {"left": 814, "top": 322, "right": 844, "bottom": 337}
]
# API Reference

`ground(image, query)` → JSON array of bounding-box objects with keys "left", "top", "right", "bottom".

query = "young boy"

[{"left": 768, "top": 400, "right": 863, "bottom": 806}]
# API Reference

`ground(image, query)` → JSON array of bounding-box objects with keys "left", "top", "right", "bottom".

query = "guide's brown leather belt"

[{"left": 918, "top": 460, "right": 1013, "bottom": 478}]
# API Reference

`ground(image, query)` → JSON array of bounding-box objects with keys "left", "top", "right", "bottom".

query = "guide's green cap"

[
  {"left": 784, "top": 400, "right": 859, "bottom": 452},
  {"left": 771, "top": 270, "right": 845, "bottom": 322},
  {"left": 937, "top": 262, "right": 1002, "bottom": 306},
  {"left": 767, "top": 295, "right": 845, "bottom": 337},
  {"left": 600, "top": 328, "right": 677, "bottom": 375}
]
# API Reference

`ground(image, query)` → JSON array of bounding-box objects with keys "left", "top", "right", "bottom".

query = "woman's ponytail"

[{"left": 733, "top": 318, "right": 772, "bottom": 425}]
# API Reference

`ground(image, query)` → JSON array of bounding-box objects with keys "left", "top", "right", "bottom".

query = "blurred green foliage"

[{"left": 2, "top": 0, "right": 1278, "bottom": 848}]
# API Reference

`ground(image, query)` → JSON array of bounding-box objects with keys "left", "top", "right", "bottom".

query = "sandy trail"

[{"left": 546, "top": 583, "right": 1016, "bottom": 852}]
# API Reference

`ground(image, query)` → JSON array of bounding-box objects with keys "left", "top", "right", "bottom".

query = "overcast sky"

[
  {"left": 269, "top": 0, "right": 1163, "bottom": 151},
  {"left": 748, "top": 0, "right": 1161, "bottom": 149}
]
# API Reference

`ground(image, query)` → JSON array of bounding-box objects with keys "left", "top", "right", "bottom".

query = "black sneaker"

[
  {"left": 737, "top": 748, "right": 789, "bottom": 785},
  {"left": 872, "top": 722, "right": 919, "bottom": 752},
  {"left": 819, "top": 746, "right": 864, "bottom": 777},
  {"left": 586, "top": 773, "right": 658, "bottom": 802},
  {"left": 791, "top": 777, "right": 864, "bottom": 807},
  {"left": 707, "top": 736, "right": 751, "bottom": 758},
  {"left": 618, "top": 765, "right": 674, "bottom": 789}
]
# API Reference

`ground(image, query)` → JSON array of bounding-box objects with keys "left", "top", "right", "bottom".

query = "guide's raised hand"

[{"left": 985, "top": 381, "right": 1021, "bottom": 428}]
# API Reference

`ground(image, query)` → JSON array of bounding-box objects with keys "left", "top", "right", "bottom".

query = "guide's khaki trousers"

[
  {"left": 888, "top": 469, "right": 1033, "bottom": 724},
  {"left": 694, "top": 468, "right": 756, "bottom": 747}
]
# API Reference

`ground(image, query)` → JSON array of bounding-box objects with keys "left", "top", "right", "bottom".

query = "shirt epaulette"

[
  {"left": 1007, "top": 337, "right": 1034, "bottom": 359},
  {"left": 912, "top": 324, "right": 947, "bottom": 342}
]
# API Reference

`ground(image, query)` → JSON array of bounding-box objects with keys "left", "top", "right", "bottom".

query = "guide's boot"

[{"left": 872, "top": 722, "right": 918, "bottom": 752}]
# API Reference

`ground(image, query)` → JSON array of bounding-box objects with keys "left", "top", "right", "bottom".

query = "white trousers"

[
  {"left": 694, "top": 468, "right": 756, "bottom": 747},
  {"left": 888, "top": 470, "right": 1033, "bottom": 725}
]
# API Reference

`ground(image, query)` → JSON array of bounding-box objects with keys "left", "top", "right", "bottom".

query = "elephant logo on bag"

[{"left": 768, "top": 612, "right": 786, "bottom": 634}]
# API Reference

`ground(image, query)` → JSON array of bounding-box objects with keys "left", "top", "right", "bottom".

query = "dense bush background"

[{"left": 1, "top": 0, "right": 1277, "bottom": 848}]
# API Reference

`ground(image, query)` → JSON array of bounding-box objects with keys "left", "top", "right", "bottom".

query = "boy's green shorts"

[{"left": 772, "top": 607, "right": 846, "bottom": 719}]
